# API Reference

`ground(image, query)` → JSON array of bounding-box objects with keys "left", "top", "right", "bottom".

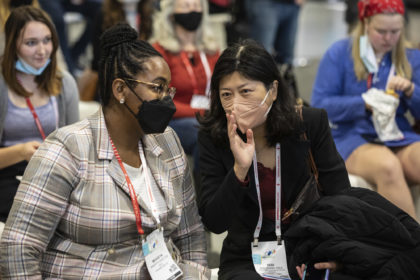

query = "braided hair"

[{"left": 98, "top": 23, "right": 162, "bottom": 106}]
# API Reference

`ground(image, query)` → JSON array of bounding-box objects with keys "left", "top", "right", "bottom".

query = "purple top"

[{"left": 0, "top": 96, "right": 57, "bottom": 146}]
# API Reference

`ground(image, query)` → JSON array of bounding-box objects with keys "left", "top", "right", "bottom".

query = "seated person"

[
  {"left": 311, "top": 0, "right": 420, "bottom": 220},
  {"left": 149, "top": 0, "right": 219, "bottom": 174},
  {"left": 197, "top": 39, "right": 350, "bottom": 280},
  {"left": 0, "top": 6, "right": 79, "bottom": 223},
  {"left": 0, "top": 23, "right": 209, "bottom": 279}
]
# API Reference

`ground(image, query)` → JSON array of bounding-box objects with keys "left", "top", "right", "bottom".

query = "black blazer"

[{"left": 198, "top": 107, "right": 351, "bottom": 277}]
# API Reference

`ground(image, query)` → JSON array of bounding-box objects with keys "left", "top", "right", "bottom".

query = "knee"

[{"left": 374, "top": 156, "right": 404, "bottom": 184}]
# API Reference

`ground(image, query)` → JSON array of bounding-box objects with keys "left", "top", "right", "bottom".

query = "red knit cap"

[{"left": 358, "top": 0, "right": 405, "bottom": 20}]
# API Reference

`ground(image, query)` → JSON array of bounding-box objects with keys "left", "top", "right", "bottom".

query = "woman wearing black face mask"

[
  {"left": 1, "top": 23, "right": 210, "bottom": 279},
  {"left": 150, "top": 0, "right": 220, "bottom": 183}
]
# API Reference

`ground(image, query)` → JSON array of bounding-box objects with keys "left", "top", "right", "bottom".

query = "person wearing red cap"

[{"left": 312, "top": 0, "right": 420, "bottom": 220}]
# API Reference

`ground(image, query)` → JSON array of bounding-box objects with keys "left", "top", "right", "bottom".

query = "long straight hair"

[
  {"left": 2, "top": 6, "right": 61, "bottom": 97},
  {"left": 351, "top": 15, "right": 412, "bottom": 81}
]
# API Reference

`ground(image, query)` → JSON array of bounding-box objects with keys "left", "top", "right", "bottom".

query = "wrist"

[
  {"left": 17, "top": 143, "right": 26, "bottom": 162},
  {"left": 234, "top": 163, "right": 248, "bottom": 181}
]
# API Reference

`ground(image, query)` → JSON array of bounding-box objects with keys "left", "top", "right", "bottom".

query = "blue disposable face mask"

[
  {"left": 359, "top": 35, "right": 378, "bottom": 74},
  {"left": 15, "top": 57, "right": 51, "bottom": 76}
]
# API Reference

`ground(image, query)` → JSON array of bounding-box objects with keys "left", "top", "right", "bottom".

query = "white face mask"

[
  {"left": 359, "top": 35, "right": 378, "bottom": 74},
  {"left": 231, "top": 89, "right": 273, "bottom": 134}
]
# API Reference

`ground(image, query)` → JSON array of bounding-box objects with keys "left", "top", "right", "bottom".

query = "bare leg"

[
  {"left": 346, "top": 143, "right": 417, "bottom": 219},
  {"left": 396, "top": 142, "right": 420, "bottom": 184}
]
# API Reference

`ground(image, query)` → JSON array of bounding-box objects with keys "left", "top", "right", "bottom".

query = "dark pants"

[{"left": 0, "top": 161, "right": 27, "bottom": 222}]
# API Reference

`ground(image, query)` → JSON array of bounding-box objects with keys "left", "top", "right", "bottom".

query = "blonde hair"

[
  {"left": 149, "top": 0, "right": 219, "bottom": 53},
  {"left": 0, "top": 0, "right": 40, "bottom": 31},
  {"left": 351, "top": 15, "right": 412, "bottom": 81}
]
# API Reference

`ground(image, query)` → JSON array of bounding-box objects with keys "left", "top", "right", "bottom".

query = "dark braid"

[{"left": 98, "top": 23, "right": 162, "bottom": 106}]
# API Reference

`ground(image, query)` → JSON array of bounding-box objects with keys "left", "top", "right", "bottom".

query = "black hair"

[
  {"left": 198, "top": 39, "right": 300, "bottom": 147},
  {"left": 98, "top": 23, "right": 162, "bottom": 106}
]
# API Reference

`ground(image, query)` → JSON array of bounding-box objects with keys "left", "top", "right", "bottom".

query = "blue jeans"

[
  {"left": 169, "top": 118, "right": 199, "bottom": 172},
  {"left": 245, "top": 0, "right": 300, "bottom": 65}
]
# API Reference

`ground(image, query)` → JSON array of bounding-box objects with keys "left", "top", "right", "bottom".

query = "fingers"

[
  {"left": 296, "top": 264, "right": 306, "bottom": 279},
  {"left": 246, "top": 129, "right": 254, "bottom": 146},
  {"left": 314, "top": 261, "right": 337, "bottom": 271},
  {"left": 32, "top": 141, "right": 41, "bottom": 149},
  {"left": 388, "top": 76, "right": 411, "bottom": 92}
]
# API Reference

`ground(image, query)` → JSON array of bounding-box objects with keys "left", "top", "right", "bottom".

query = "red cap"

[{"left": 358, "top": 0, "right": 405, "bottom": 21}]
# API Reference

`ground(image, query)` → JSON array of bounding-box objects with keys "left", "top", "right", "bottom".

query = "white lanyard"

[
  {"left": 138, "top": 141, "right": 161, "bottom": 226},
  {"left": 199, "top": 51, "right": 212, "bottom": 97},
  {"left": 252, "top": 143, "right": 281, "bottom": 246}
]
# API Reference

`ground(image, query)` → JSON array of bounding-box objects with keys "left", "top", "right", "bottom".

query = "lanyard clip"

[
  {"left": 277, "top": 236, "right": 282, "bottom": 245},
  {"left": 253, "top": 238, "right": 259, "bottom": 247}
]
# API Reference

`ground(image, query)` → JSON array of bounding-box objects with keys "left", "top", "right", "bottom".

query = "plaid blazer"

[{"left": 0, "top": 109, "right": 209, "bottom": 279}]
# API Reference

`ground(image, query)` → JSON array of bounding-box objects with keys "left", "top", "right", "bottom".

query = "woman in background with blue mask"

[
  {"left": 0, "top": 6, "right": 79, "bottom": 223},
  {"left": 311, "top": 0, "right": 420, "bottom": 220}
]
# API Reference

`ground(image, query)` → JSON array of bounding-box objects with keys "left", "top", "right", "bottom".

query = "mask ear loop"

[{"left": 120, "top": 79, "right": 144, "bottom": 118}]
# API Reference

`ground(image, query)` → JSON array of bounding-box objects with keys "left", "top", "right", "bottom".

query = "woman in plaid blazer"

[{"left": 0, "top": 23, "right": 209, "bottom": 279}]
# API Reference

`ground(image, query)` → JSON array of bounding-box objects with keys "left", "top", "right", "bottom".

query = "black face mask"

[
  {"left": 125, "top": 86, "right": 176, "bottom": 134},
  {"left": 173, "top": 12, "right": 203, "bottom": 31},
  {"left": 10, "top": 0, "right": 34, "bottom": 8}
]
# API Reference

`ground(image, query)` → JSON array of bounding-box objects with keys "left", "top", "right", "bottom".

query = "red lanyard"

[
  {"left": 180, "top": 52, "right": 200, "bottom": 95},
  {"left": 367, "top": 73, "right": 373, "bottom": 89},
  {"left": 109, "top": 138, "right": 145, "bottom": 237},
  {"left": 25, "top": 97, "right": 46, "bottom": 140}
]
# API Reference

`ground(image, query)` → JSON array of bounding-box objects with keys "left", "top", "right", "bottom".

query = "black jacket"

[
  {"left": 285, "top": 187, "right": 420, "bottom": 280},
  {"left": 198, "top": 107, "right": 351, "bottom": 278}
]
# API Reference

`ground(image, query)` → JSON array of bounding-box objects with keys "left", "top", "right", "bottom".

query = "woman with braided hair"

[{"left": 0, "top": 23, "right": 210, "bottom": 279}]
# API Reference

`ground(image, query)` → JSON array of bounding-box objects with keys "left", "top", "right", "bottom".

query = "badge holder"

[{"left": 144, "top": 226, "right": 183, "bottom": 280}]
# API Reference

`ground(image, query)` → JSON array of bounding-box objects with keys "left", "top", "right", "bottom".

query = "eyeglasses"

[{"left": 125, "top": 78, "right": 176, "bottom": 99}]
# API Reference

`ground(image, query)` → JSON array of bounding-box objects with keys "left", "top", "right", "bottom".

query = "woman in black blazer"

[{"left": 197, "top": 40, "right": 351, "bottom": 280}]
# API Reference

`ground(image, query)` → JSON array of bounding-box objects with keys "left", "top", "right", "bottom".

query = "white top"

[{"left": 123, "top": 163, "right": 167, "bottom": 214}]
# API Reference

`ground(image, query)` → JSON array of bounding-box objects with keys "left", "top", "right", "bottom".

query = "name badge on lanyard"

[
  {"left": 251, "top": 144, "right": 291, "bottom": 280},
  {"left": 144, "top": 228, "right": 183, "bottom": 280},
  {"left": 181, "top": 51, "right": 211, "bottom": 110},
  {"left": 109, "top": 138, "right": 183, "bottom": 280}
]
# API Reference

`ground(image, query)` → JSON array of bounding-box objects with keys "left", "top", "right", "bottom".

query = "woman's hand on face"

[
  {"left": 227, "top": 112, "right": 254, "bottom": 180},
  {"left": 388, "top": 76, "right": 414, "bottom": 98},
  {"left": 20, "top": 141, "right": 41, "bottom": 162},
  {"left": 296, "top": 262, "right": 339, "bottom": 279}
]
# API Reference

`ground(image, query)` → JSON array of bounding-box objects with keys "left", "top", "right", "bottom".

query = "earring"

[{"left": 119, "top": 98, "right": 125, "bottom": 104}]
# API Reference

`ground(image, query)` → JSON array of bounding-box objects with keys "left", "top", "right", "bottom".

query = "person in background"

[
  {"left": 149, "top": 0, "right": 219, "bottom": 180},
  {"left": 311, "top": 0, "right": 420, "bottom": 220},
  {"left": 38, "top": 0, "right": 102, "bottom": 76},
  {"left": 0, "top": 23, "right": 209, "bottom": 279},
  {"left": 198, "top": 39, "right": 349, "bottom": 280},
  {"left": 245, "top": 0, "right": 304, "bottom": 67},
  {"left": 0, "top": 6, "right": 79, "bottom": 223},
  {"left": 79, "top": 0, "right": 154, "bottom": 101}
]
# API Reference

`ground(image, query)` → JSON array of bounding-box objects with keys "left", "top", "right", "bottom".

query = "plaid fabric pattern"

[{"left": 0, "top": 109, "right": 209, "bottom": 279}]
